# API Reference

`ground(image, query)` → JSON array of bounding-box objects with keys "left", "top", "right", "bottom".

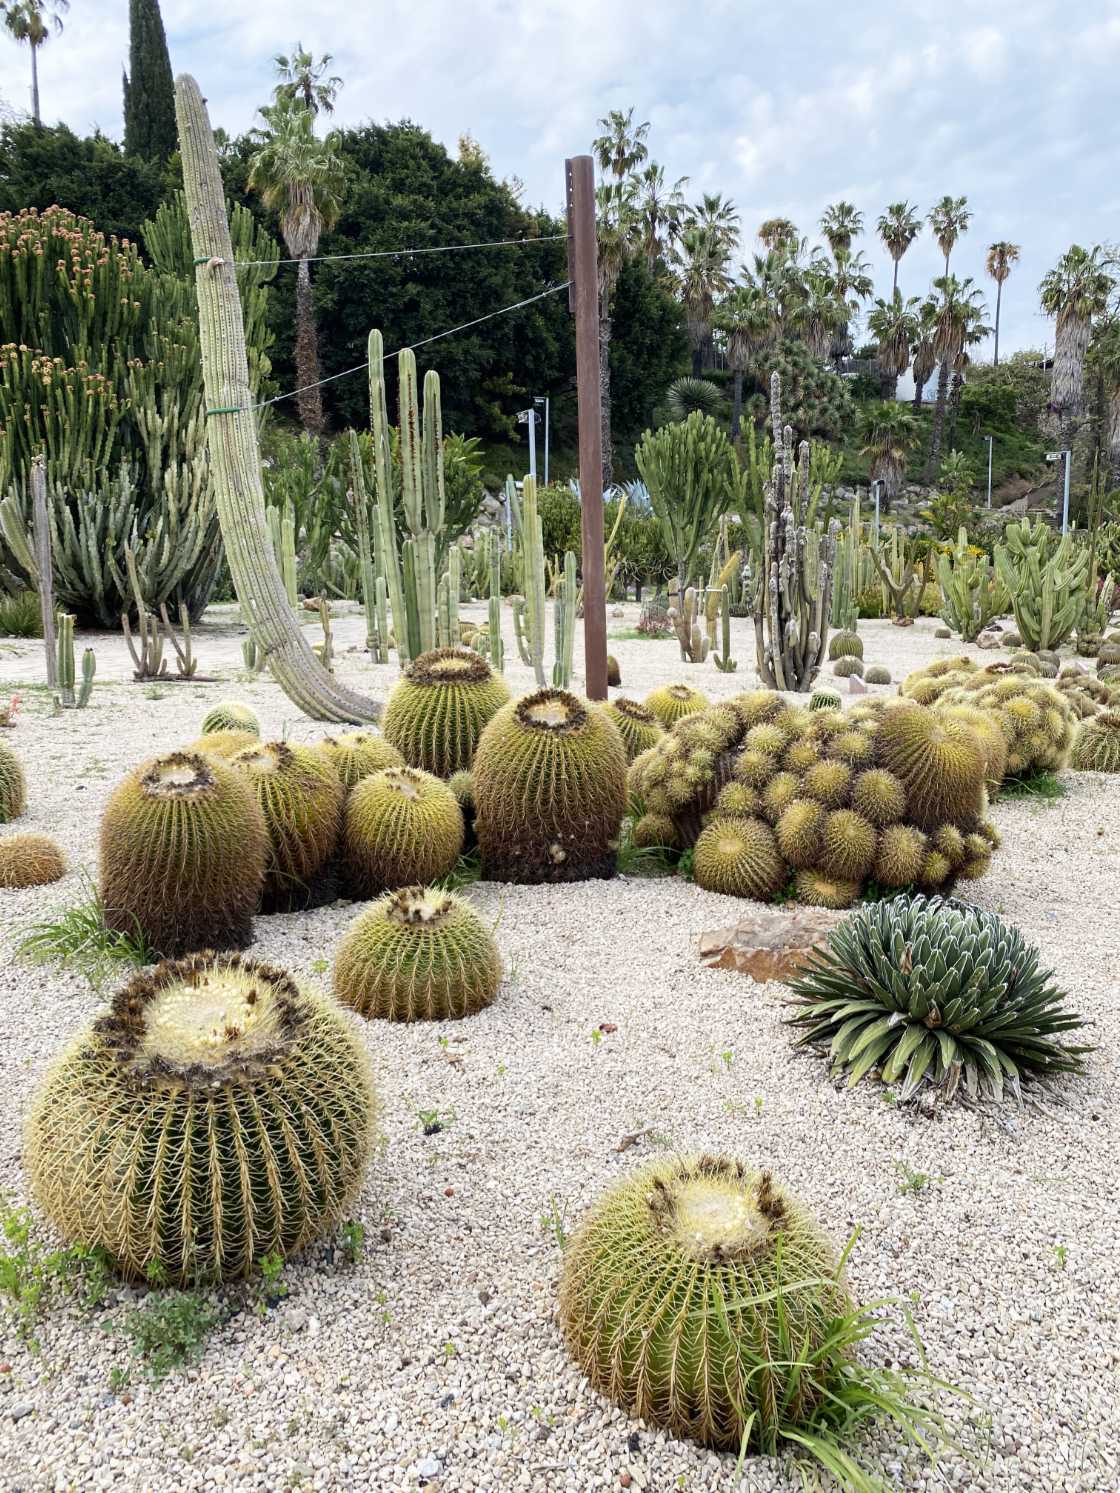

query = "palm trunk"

[
  {"left": 30, "top": 43, "right": 40, "bottom": 127},
  {"left": 912, "top": 378, "right": 926, "bottom": 414},
  {"left": 599, "top": 293, "right": 614, "bottom": 488},
  {"left": 891, "top": 259, "right": 899, "bottom": 297},
  {"left": 923, "top": 360, "right": 951, "bottom": 481},
  {"left": 731, "top": 367, "right": 743, "bottom": 440},
  {"left": 880, "top": 369, "right": 898, "bottom": 400},
  {"left": 993, "top": 280, "right": 1002, "bottom": 367},
  {"left": 946, "top": 371, "right": 964, "bottom": 449},
  {"left": 294, "top": 258, "right": 326, "bottom": 436}
]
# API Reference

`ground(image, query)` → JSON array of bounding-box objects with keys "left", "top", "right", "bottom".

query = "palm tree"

[
  {"left": 923, "top": 275, "right": 989, "bottom": 480},
  {"left": 1090, "top": 318, "right": 1120, "bottom": 485},
  {"left": 591, "top": 107, "right": 649, "bottom": 182},
  {"left": 928, "top": 195, "right": 972, "bottom": 276},
  {"left": 757, "top": 217, "right": 799, "bottom": 253},
  {"left": 867, "top": 291, "right": 920, "bottom": 399},
  {"left": 675, "top": 222, "right": 734, "bottom": 375},
  {"left": 714, "top": 284, "right": 773, "bottom": 438},
  {"left": 634, "top": 162, "right": 689, "bottom": 273},
  {"left": 2, "top": 0, "right": 67, "bottom": 125},
  {"left": 819, "top": 201, "right": 864, "bottom": 258},
  {"left": 946, "top": 299, "right": 993, "bottom": 448},
  {"left": 1039, "top": 245, "right": 1114, "bottom": 449},
  {"left": 877, "top": 202, "right": 922, "bottom": 296},
  {"left": 795, "top": 264, "right": 844, "bottom": 360},
  {"left": 911, "top": 296, "right": 940, "bottom": 413},
  {"left": 248, "top": 96, "right": 346, "bottom": 436},
  {"left": 272, "top": 45, "right": 343, "bottom": 117},
  {"left": 985, "top": 242, "right": 1020, "bottom": 367},
  {"left": 689, "top": 192, "right": 740, "bottom": 252},
  {"left": 858, "top": 402, "right": 921, "bottom": 499},
  {"left": 827, "top": 246, "right": 873, "bottom": 368}
]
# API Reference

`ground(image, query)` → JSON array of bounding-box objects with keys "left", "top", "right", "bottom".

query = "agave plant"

[{"left": 787, "top": 895, "right": 1089, "bottom": 1102}]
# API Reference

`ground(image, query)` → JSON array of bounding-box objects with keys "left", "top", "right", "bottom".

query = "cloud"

[{"left": 0, "top": 0, "right": 1112, "bottom": 356}]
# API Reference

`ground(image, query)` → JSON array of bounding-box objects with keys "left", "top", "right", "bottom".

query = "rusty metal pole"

[{"left": 565, "top": 154, "right": 608, "bottom": 701}]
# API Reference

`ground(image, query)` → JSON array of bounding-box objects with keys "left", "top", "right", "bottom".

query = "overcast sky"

[{"left": 1, "top": 0, "right": 1117, "bottom": 360}]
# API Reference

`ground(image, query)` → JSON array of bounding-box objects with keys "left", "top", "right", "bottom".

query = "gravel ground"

[{"left": 0, "top": 605, "right": 1116, "bottom": 1492}]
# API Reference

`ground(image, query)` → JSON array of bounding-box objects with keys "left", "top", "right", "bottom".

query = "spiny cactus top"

[
  {"left": 559, "top": 1155, "right": 849, "bottom": 1451},
  {"left": 26, "top": 953, "right": 378, "bottom": 1283},
  {"left": 0, "top": 738, "right": 27, "bottom": 822},
  {"left": 230, "top": 740, "right": 343, "bottom": 897},
  {"left": 343, "top": 765, "right": 464, "bottom": 896},
  {"left": 787, "top": 894, "right": 1089, "bottom": 1102},
  {"left": 201, "top": 701, "right": 260, "bottom": 738},
  {"left": 382, "top": 646, "right": 511, "bottom": 778},
  {"left": 315, "top": 730, "right": 403, "bottom": 790}
]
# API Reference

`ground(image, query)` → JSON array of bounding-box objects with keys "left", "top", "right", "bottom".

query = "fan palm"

[
  {"left": 688, "top": 192, "right": 740, "bottom": 253},
  {"left": 272, "top": 44, "right": 343, "bottom": 116},
  {"left": 946, "top": 300, "right": 992, "bottom": 448},
  {"left": 985, "top": 242, "right": 1020, "bottom": 366},
  {"left": 858, "top": 401, "right": 921, "bottom": 498},
  {"left": 1091, "top": 318, "right": 1120, "bottom": 484},
  {"left": 248, "top": 97, "right": 346, "bottom": 436},
  {"left": 713, "top": 285, "right": 773, "bottom": 437},
  {"left": 592, "top": 108, "right": 649, "bottom": 182},
  {"left": 675, "top": 223, "right": 734, "bottom": 375},
  {"left": 827, "top": 247, "right": 873, "bottom": 368},
  {"left": 796, "top": 264, "right": 845, "bottom": 360},
  {"left": 868, "top": 291, "right": 920, "bottom": 399},
  {"left": 634, "top": 162, "right": 689, "bottom": 272},
  {"left": 594, "top": 179, "right": 640, "bottom": 484},
  {"left": 1039, "top": 244, "right": 1115, "bottom": 447},
  {"left": 928, "top": 195, "right": 971, "bottom": 276},
  {"left": 757, "top": 217, "right": 799, "bottom": 253},
  {"left": 911, "top": 296, "right": 940, "bottom": 412},
  {"left": 2, "top": 0, "right": 67, "bottom": 125},
  {"left": 819, "top": 201, "right": 863, "bottom": 258},
  {"left": 877, "top": 202, "right": 922, "bottom": 296},
  {"left": 923, "top": 276, "right": 989, "bottom": 480}
]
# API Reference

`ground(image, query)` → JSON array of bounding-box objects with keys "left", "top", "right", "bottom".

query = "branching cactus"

[
  {"left": 870, "top": 526, "right": 932, "bottom": 624},
  {"left": 937, "top": 527, "right": 1008, "bottom": 642},
  {"left": 994, "top": 517, "right": 1092, "bottom": 651},
  {"left": 751, "top": 374, "right": 837, "bottom": 691},
  {"left": 666, "top": 583, "right": 708, "bottom": 663},
  {"left": 509, "top": 476, "right": 576, "bottom": 687},
  {"left": 55, "top": 614, "right": 95, "bottom": 709}
]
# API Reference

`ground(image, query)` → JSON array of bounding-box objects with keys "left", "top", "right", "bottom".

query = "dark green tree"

[
  {"left": 122, "top": 0, "right": 176, "bottom": 162},
  {"left": 0, "top": 121, "right": 167, "bottom": 240}
]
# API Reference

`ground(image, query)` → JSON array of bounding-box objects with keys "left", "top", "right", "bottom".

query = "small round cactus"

[
  {"left": 0, "top": 739, "right": 27, "bottom": 822},
  {"left": 334, "top": 886, "right": 501, "bottom": 1021},
  {"left": 606, "top": 654, "right": 621, "bottom": 688},
  {"left": 1071, "top": 711, "right": 1120, "bottom": 772},
  {"left": 874, "top": 705, "right": 986, "bottom": 830},
  {"left": 230, "top": 742, "right": 344, "bottom": 906},
  {"left": 189, "top": 728, "right": 260, "bottom": 762},
  {"left": 473, "top": 689, "right": 627, "bottom": 883},
  {"left": 26, "top": 953, "right": 377, "bottom": 1284},
  {"left": 933, "top": 626, "right": 952, "bottom": 639},
  {"left": 692, "top": 816, "right": 786, "bottom": 900},
  {"left": 600, "top": 698, "right": 664, "bottom": 762},
  {"left": 100, "top": 752, "right": 268, "bottom": 957},
  {"left": 832, "top": 656, "right": 865, "bottom": 679},
  {"left": 809, "top": 689, "right": 842, "bottom": 712},
  {"left": 863, "top": 665, "right": 892, "bottom": 685},
  {"left": 315, "top": 730, "right": 404, "bottom": 790},
  {"left": 200, "top": 702, "right": 260, "bottom": 738},
  {"left": 793, "top": 869, "right": 860, "bottom": 909},
  {"left": 382, "top": 647, "right": 511, "bottom": 777},
  {"left": 558, "top": 1156, "right": 851, "bottom": 1451},
  {"left": 343, "top": 766, "right": 464, "bottom": 897},
  {"left": 631, "top": 812, "right": 681, "bottom": 849},
  {"left": 644, "top": 682, "right": 709, "bottom": 729},
  {"left": 828, "top": 629, "right": 863, "bottom": 660},
  {"left": 0, "top": 832, "right": 65, "bottom": 888}
]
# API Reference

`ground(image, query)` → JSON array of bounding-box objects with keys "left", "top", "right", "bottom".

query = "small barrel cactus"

[
  {"left": 809, "top": 689, "right": 842, "bottom": 712},
  {"left": 0, "top": 739, "right": 27, "bottom": 822},
  {"left": 558, "top": 1156, "right": 851, "bottom": 1451},
  {"left": 334, "top": 886, "right": 501, "bottom": 1021},
  {"left": 606, "top": 654, "right": 621, "bottom": 687},
  {"left": 230, "top": 741, "right": 344, "bottom": 907},
  {"left": 343, "top": 766, "right": 464, "bottom": 897},
  {"left": 787, "top": 894, "right": 1088, "bottom": 1102},
  {"left": 644, "top": 682, "right": 709, "bottom": 729},
  {"left": 1071, "top": 710, "right": 1120, "bottom": 772},
  {"left": 0, "top": 832, "right": 65, "bottom": 888},
  {"left": 832, "top": 655, "right": 865, "bottom": 679},
  {"left": 863, "top": 665, "right": 892, "bottom": 685},
  {"left": 473, "top": 688, "right": 627, "bottom": 883},
  {"left": 828, "top": 629, "right": 863, "bottom": 660},
  {"left": 382, "top": 647, "right": 511, "bottom": 778},
  {"left": 692, "top": 816, "right": 786, "bottom": 899},
  {"left": 189, "top": 728, "right": 260, "bottom": 761},
  {"left": 200, "top": 702, "right": 260, "bottom": 737},
  {"left": 100, "top": 751, "right": 267, "bottom": 956},
  {"left": 314, "top": 730, "right": 403, "bottom": 790},
  {"left": 26, "top": 953, "right": 377, "bottom": 1283},
  {"left": 600, "top": 698, "right": 664, "bottom": 762}
]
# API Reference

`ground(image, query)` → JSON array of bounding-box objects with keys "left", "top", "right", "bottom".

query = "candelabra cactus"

[
  {"left": 751, "top": 375, "right": 837, "bottom": 690},
  {"left": 994, "top": 517, "right": 1091, "bottom": 651},
  {"left": 666, "top": 582, "right": 708, "bottom": 663},
  {"left": 870, "top": 526, "right": 932, "bottom": 623},
  {"left": 937, "top": 527, "right": 1009, "bottom": 642},
  {"left": 508, "top": 477, "right": 576, "bottom": 688}
]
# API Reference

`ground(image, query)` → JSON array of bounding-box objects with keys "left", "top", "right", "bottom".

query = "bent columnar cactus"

[
  {"left": 473, "top": 689, "right": 627, "bottom": 883},
  {"left": 99, "top": 751, "right": 267, "bottom": 955},
  {"left": 26, "top": 953, "right": 377, "bottom": 1283}
]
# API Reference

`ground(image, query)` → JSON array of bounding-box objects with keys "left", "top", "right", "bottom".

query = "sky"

[{"left": 1, "top": 0, "right": 1117, "bottom": 363}]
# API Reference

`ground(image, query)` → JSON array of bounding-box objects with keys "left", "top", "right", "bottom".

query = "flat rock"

[
  {"left": 697, "top": 905, "right": 846, "bottom": 982},
  {"left": 977, "top": 631, "right": 1002, "bottom": 649}
]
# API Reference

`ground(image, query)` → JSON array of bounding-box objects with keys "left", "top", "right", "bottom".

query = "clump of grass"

[
  {"left": 1000, "top": 771, "right": 1067, "bottom": 801},
  {"left": 434, "top": 848, "right": 482, "bottom": 892},
  {"left": 0, "top": 591, "right": 43, "bottom": 639},
  {"left": 616, "top": 816, "right": 676, "bottom": 878},
  {"left": 15, "top": 873, "right": 154, "bottom": 987}
]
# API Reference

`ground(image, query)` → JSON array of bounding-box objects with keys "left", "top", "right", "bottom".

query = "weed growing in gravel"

[
  {"left": 435, "top": 848, "right": 482, "bottom": 891},
  {"left": 16, "top": 875, "right": 154, "bottom": 988},
  {"left": 254, "top": 1253, "right": 288, "bottom": 1314},
  {"left": 1000, "top": 770, "right": 1067, "bottom": 801},
  {"left": 1051, "top": 1244, "right": 1068, "bottom": 1270},
  {"left": 676, "top": 846, "right": 695, "bottom": 881},
  {"left": 540, "top": 1196, "right": 569, "bottom": 1249},
  {"left": 309, "top": 957, "right": 329, "bottom": 975},
  {"left": 0, "top": 1195, "right": 111, "bottom": 1343},
  {"left": 415, "top": 1106, "right": 455, "bottom": 1135},
  {"left": 110, "top": 1291, "right": 226, "bottom": 1383},
  {"left": 616, "top": 818, "right": 676, "bottom": 877},
  {"left": 341, "top": 1221, "right": 365, "bottom": 1264},
  {"left": 896, "top": 1162, "right": 939, "bottom": 1196}
]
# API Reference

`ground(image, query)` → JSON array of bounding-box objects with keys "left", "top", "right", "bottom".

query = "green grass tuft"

[
  {"left": 1000, "top": 771, "right": 1068, "bottom": 801},
  {"left": 15, "top": 873, "right": 155, "bottom": 987}
]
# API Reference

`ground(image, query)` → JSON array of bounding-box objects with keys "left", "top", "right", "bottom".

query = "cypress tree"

[{"left": 122, "top": 0, "right": 176, "bottom": 162}]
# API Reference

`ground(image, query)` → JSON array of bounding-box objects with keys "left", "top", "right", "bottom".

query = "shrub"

[
  {"left": 788, "top": 894, "right": 1089, "bottom": 1101},
  {"left": 0, "top": 590, "right": 42, "bottom": 638}
]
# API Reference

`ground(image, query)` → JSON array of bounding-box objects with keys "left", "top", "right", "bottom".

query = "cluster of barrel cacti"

[{"left": 629, "top": 690, "right": 1001, "bottom": 906}]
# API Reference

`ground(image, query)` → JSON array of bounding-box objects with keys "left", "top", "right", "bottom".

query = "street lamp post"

[
  {"left": 517, "top": 408, "right": 538, "bottom": 483},
  {"left": 871, "top": 479, "right": 882, "bottom": 540},
  {"left": 534, "top": 396, "right": 550, "bottom": 486},
  {"left": 985, "top": 435, "right": 993, "bottom": 508},
  {"left": 1045, "top": 449, "right": 1072, "bottom": 534}
]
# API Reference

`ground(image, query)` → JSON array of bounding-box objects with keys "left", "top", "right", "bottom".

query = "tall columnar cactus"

[
  {"left": 509, "top": 476, "right": 577, "bottom": 687},
  {"left": 175, "top": 74, "right": 379, "bottom": 723},
  {"left": 707, "top": 585, "right": 736, "bottom": 671},
  {"left": 26, "top": 953, "right": 377, "bottom": 1284},
  {"left": 268, "top": 501, "right": 299, "bottom": 606},
  {"left": 937, "top": 527, "right": 1009, "bottom": 642},
  {"left": 486, "top": 539, "right": 504, "bottom": 672},
  {"left": 870, "top": 525, "right": 932, "bottom": 623},
  {"left": 55, "top": 613, "right": 96, "bottom": 708},
  {"left": 751, "top": 375, "right": 837, "bottom": 690},
  {"left": 994, "top": 518, "right": 1092, "bottom": 651},
  {"left": 348, "top": 430, "right": 388, "bottom": 663}
]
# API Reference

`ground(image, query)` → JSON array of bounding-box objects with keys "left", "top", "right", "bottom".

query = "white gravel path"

[{"left": 0, "top": 605, "right": 1116, "bottom": 1492}]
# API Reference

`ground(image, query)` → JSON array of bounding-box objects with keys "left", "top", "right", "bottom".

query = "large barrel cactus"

[
  {"left": 230, "top": 741, "right": 343, "bottom": 906},
  {"left": 334, "top": 886, "right": 501, "bottom": 1021},
  {"left": 99, "top": 750, "right": 268, "bottom": 956},
  {"left": 343, "top": 766, "right": 464, "bottom": 897},
  {"left": 382, "top": 647, "right": 510, "bottom": 778},
  {"left": 26, "top": 953, "right": 377, "bottom": 1283},
  {"left": 472, "top": 688, "right": 628, "bottom": 883},
  {"left": 559, "top": 1156, "right": 850, "bottom": 1451}
]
